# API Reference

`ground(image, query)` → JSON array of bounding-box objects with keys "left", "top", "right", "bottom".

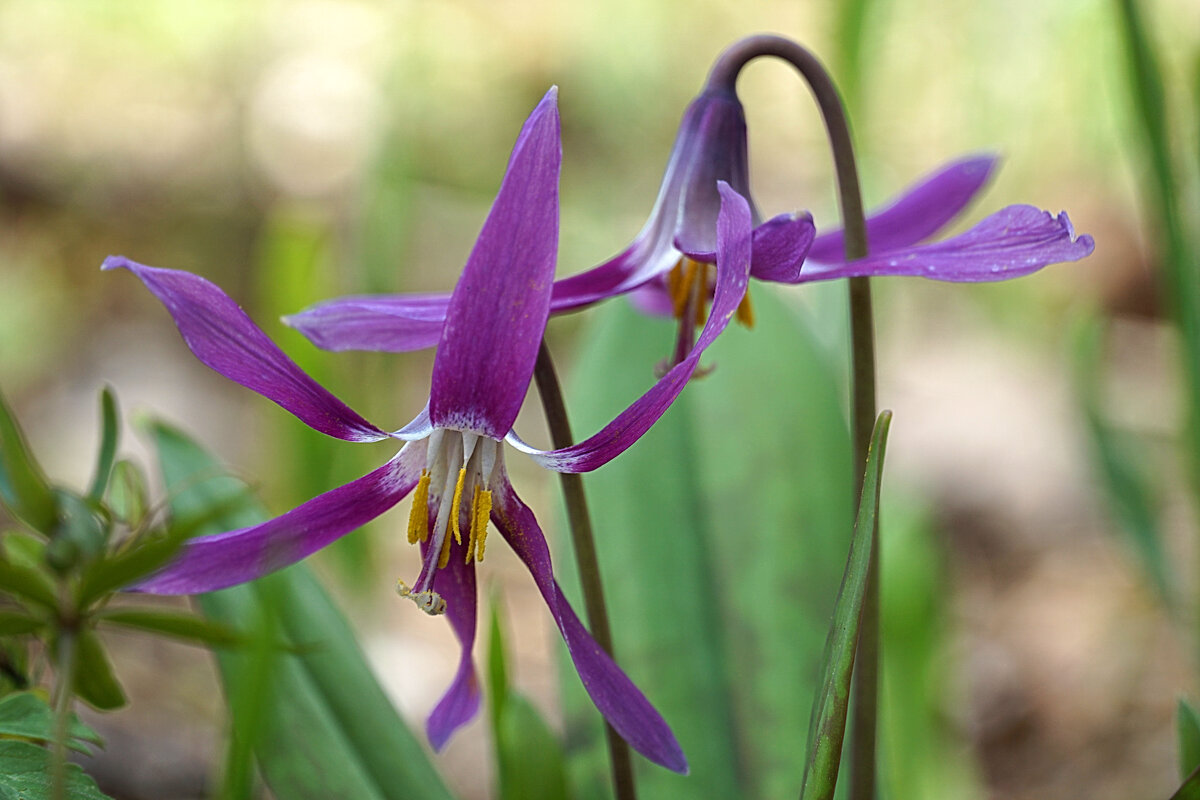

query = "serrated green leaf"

[
  {"left": 70, "top": 630, "right": 126, "bottom": 712},
  {"left": 0, "top": 692, "right": 103, "bottom": 754},
  {"left": 0, "top": 610, "right": 43, "bottom": 636},
  {"left": 86, "top": 388, "right": 120, "bottom": 504},
  {"left": 799, "top": 411, "right": 891, "bottom": 800},
  {"left": 0, "top": 390, "right": 57, "bottom": 534},
  {"left": 489, "top": 606, "right": 569, "bottom": 800},
  {"left": 0, "top": 740, "right": 112, "bottom": 799},
  {"left": 148, "top": 419, "right": 454, "bottom": 800},
  {"left": 1179, "top": 699, "right": 1200, "bottom": 780},
  {"left": 97, "top": 608, "right": 243, "bottom": 648}
]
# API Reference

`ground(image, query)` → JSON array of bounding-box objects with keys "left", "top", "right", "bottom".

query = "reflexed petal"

[
  {"left": 488, "top": 469, "right": 687, "bottom": 773},
  {"left": 134, "top": 444, "right": 425, "bottom": 595},
  {"left": 393, "top": 404, "right": 434, "bottom": 440},
  {"left": 807, "top": 155, "right": 998, "bottom": 264},
  {"left": 748, "top": 212, "right": 816, "bottom": 283},
  {"left": 431, "top": 88, "right": 561, "bottom": 438},
  {"left": 627, "top": 280, "right": 676, "bottom": 318},
  {"left": 103, "top": 256, "right": 389, "bottom": 443},
  {"left": 799, "top": 205, "right": 1095, "bottom": 283},
  {"left": 425, "top": 536, "right": 481, "bottom": 749},
  {"left": 548, "top": 241, "right": 675, "bottom": 314},
  {"left": 283, "top": 295, "right": 447, "bottom": 353},
  {"left": 515, "top": 182, "right": 753, "bottom": 473}
]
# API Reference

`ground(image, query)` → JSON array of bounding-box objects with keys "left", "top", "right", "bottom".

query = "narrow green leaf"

[
  {"left": 691, "top": 289, "right": 855, "bottom": 799},
  {"left": 97, "top": 608, "right": 243, "bottom": 648},
  {"left": 1172, "top": 764, "right": 1200, "bottom": 800},
  {"left": 86, "top": 388, "right": 120, "bottom": 504},
  {"left": 147, "top": 419, "right": 454, "bottom": 800},
  {"left": 105, "top": 460, "right": 148, "bottom": 524},
  {"left": 0, "top": 740, "right": 112, "bottom": 800},
  {"left": 0, "top": 558, "right": 57, "bottom": 611},
  {"left": 1071, "top": 315, "right": 1172, "bottom": 604},
  {"left": 0, "top": 692, "right": 103, "bottom": 754},
  {"left": 560, "top": 300, "right": 742, "bottom": 800},
  {"left": 69, "top": 630, "right": 126, "bottom": 712},
  {"left": 800, "top": 410, "right": 892, "bottom": 800},
  {"left": 0, "top": 610, "right": 43, "bottom": 636},
  {"left": 0, "top": 390, "right": 57, "bottom": 533},
  {"left": 488, "top": 606, "right": 570, "bottom": 800},
  {"left": 1179, "top": 699, "right": 1200, "bottom": 780}
]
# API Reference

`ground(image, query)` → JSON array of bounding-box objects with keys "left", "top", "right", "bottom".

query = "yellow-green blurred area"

[{"left": 1, "top": 0, "right": 1198, "bottom": 798}]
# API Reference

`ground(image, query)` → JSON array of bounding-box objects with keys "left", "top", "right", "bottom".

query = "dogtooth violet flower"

[
  {"left": 285, "top": 76, "right": 1094, "bottom": 367},
  {"left": 102, "top": 89, "right": 759, "bottom": 774}
]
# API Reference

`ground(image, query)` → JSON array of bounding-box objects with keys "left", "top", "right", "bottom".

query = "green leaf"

[
  {"left": 0, "top": 389, "right": 57, "bottom": 533},
  {"left": 559, "top": 301, "right": 742, "bottom": 800},
  {"left": 97, "top": 608, "right": 243, "bottom": 648},
  {"left": 86, "top": 388, "right": 119, "bottom": 504},
  {"left": 70, "top": 630, "right": 127, "bottom": 711},
  {"left": 147, "top": 419, "right": 454, "bottom": 800},
  {"left": 0, "top": 740, "right": 112, "bottom": 799},
  {"left": 0, "top": 556, "right": 57, "bottom": 611},
  {"left": 0, "top": 692, "right": 103, "bottom": 754},
  {"left": 800, "top": 410, "right": 891, "bottom": 800},
  {"left": 105, "top": 460, "right": 148, "bottom": 524},
  {"left": 45, "top": 491, "right": 106, "bottom": 573},
  {"left": 0, "top": 610, "right": 43, "bottom": 636},
  {"left": 1179, "top": 699, "right": 1200, "bottom": 780},
  {"left": 1071, "top": 315, "right": 1172, "bottom": 604},
  {"left": 1173, "top": 765, "right": 1200, "bottom": 800},
  {"left": 488, "top": 606, "right": 570, "bottom": 800}
]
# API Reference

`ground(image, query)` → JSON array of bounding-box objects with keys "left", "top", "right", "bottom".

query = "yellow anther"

[
  {"left": 668, "top": 258, "right": 703, "bottom": 319},
  {"left": 406, "top": 470, "right": 431, "bottom": 544},
  {"left": 466, "top": 486, "right": 493, "bottom": 564},
  {"left": 449, "top": 468, "right": 467, "bottom": 546},
  {"left": 735, "top": 289, "right": 755, "bottom": 329},
  {"left": 438, "top": 526, "right": 453, "bottom": 568}
]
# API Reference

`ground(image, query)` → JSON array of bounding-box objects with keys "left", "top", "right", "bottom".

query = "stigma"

[{"left": 397, "top": 429, "right": 498, "bottom": 616}]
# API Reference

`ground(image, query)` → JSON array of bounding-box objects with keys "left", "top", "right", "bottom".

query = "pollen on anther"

[
  {"left": 406, "top": 470, "right": 431, "bottom": 544},
  {"left": 466, "top": 486, "right": 493, "bottom": 564},
  {"left": 735, "top": 290, "right": 755, "bottom": 328},
  {"left": 449, "top": 467, "right": 467, "bottom": 546}
]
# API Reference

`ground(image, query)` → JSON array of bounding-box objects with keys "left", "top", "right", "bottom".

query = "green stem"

[
  {"left": 52, "top": 630, "right": 77, "bottom": 800},
  {"left": 533, "top": 341, "right": 638, "bottom": 800},
  {"left": 710, "top": 35, "right": 877, "bottom": 800}
]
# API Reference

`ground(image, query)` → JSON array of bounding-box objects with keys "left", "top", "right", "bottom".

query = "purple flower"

[
  {"left": 284, "top": 86, "right": 1093, "bottom": 364},
  {"left": 104, "top": 89, "right": 758, "bottom": 774}
]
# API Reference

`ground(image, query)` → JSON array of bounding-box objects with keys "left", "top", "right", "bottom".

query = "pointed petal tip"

[{"left": 101, "top": 254, "right": 133, "bottom": 272}]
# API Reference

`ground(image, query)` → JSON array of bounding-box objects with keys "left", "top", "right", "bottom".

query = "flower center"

[
  {"left": 396, "top": 429, "right": 498, "bottom": 615},
  {"left": 661, "top": 257, "right": 754, "bottom": 374}
]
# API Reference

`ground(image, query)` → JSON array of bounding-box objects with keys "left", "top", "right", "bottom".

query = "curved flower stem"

[
  {"left": 710, "top": 36, "right": 878, "bottom": 800},
  {"left": 533, "top": 340, "right": 638, "bottom": 800}
]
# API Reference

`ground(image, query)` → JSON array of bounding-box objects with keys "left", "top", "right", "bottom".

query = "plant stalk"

[
  {"left": 710, "top": 35, "right": 877, "bottom": 800},
  {"left": 533, "top": 340, "right": 638, "bottom": 800},
  {"left": 52, "top": 630, "right": 77, "bottom": 800}
]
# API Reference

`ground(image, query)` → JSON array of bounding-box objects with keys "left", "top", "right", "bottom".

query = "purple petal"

[
  {"left": 515, "top": 182, "right": 753, "bottom": 473},
  {"left": 627, "top": 280, "right": 675, "bottom": 318},
  {"left": 430, "top": 88, "right": 560, "bottom": 438},
  {"left": 549, "top": 242, "right": 676, "bottom": 314},
  {"left": 807, "top": 155, "right": 998, "bottom": 264},
  {"left": 135, "top": 444, "right": 424, "bottom": 595},
  {"left": 104, "top": 256, "right": 389, "bottom": 443},
  {"left": 424, "top": 532, "right": 481, "bottom": 749},
  {"left": 799, "top": 206, "right": 1095, "bottom": 283},
  {"left": 489, "top": 469, "right": 687, "bottom": 773},
  {"left": 747, "top": 212, "right": 816, "bottom": 283},
  {"left": 283, "top": 295, "right": 447, "bottom": 353}
]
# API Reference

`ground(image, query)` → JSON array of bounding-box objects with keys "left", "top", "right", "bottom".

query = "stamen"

[
  {"left": 406, "top": 470, "right": 431, "bottom": 544},
  {"left": 668, "top": 258, "right": 703, "bottom": 319},
  {"left": 466, "top": 486, "right": 493, "bottom": 564},
  {"left": 448, "top": 467, "right": 467, "bottom": 546},
  {"left": 396, "top": 579, "right": 445, "bottom": 615},
  {"left": 735, "top": 289, "right": 755, "bottom": 328}
]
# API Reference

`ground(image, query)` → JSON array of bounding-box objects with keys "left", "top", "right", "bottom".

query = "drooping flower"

[
  {"left": 283, "top": 79, "right": 1093, "bottom": 367},
  {"left": 104, "top": 89, "right": 758, "bottom": 774}
]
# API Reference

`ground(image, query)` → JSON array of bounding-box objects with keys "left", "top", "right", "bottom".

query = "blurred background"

[{"left": 1, "top": 0, "right": 1197, "bottom": 798}]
